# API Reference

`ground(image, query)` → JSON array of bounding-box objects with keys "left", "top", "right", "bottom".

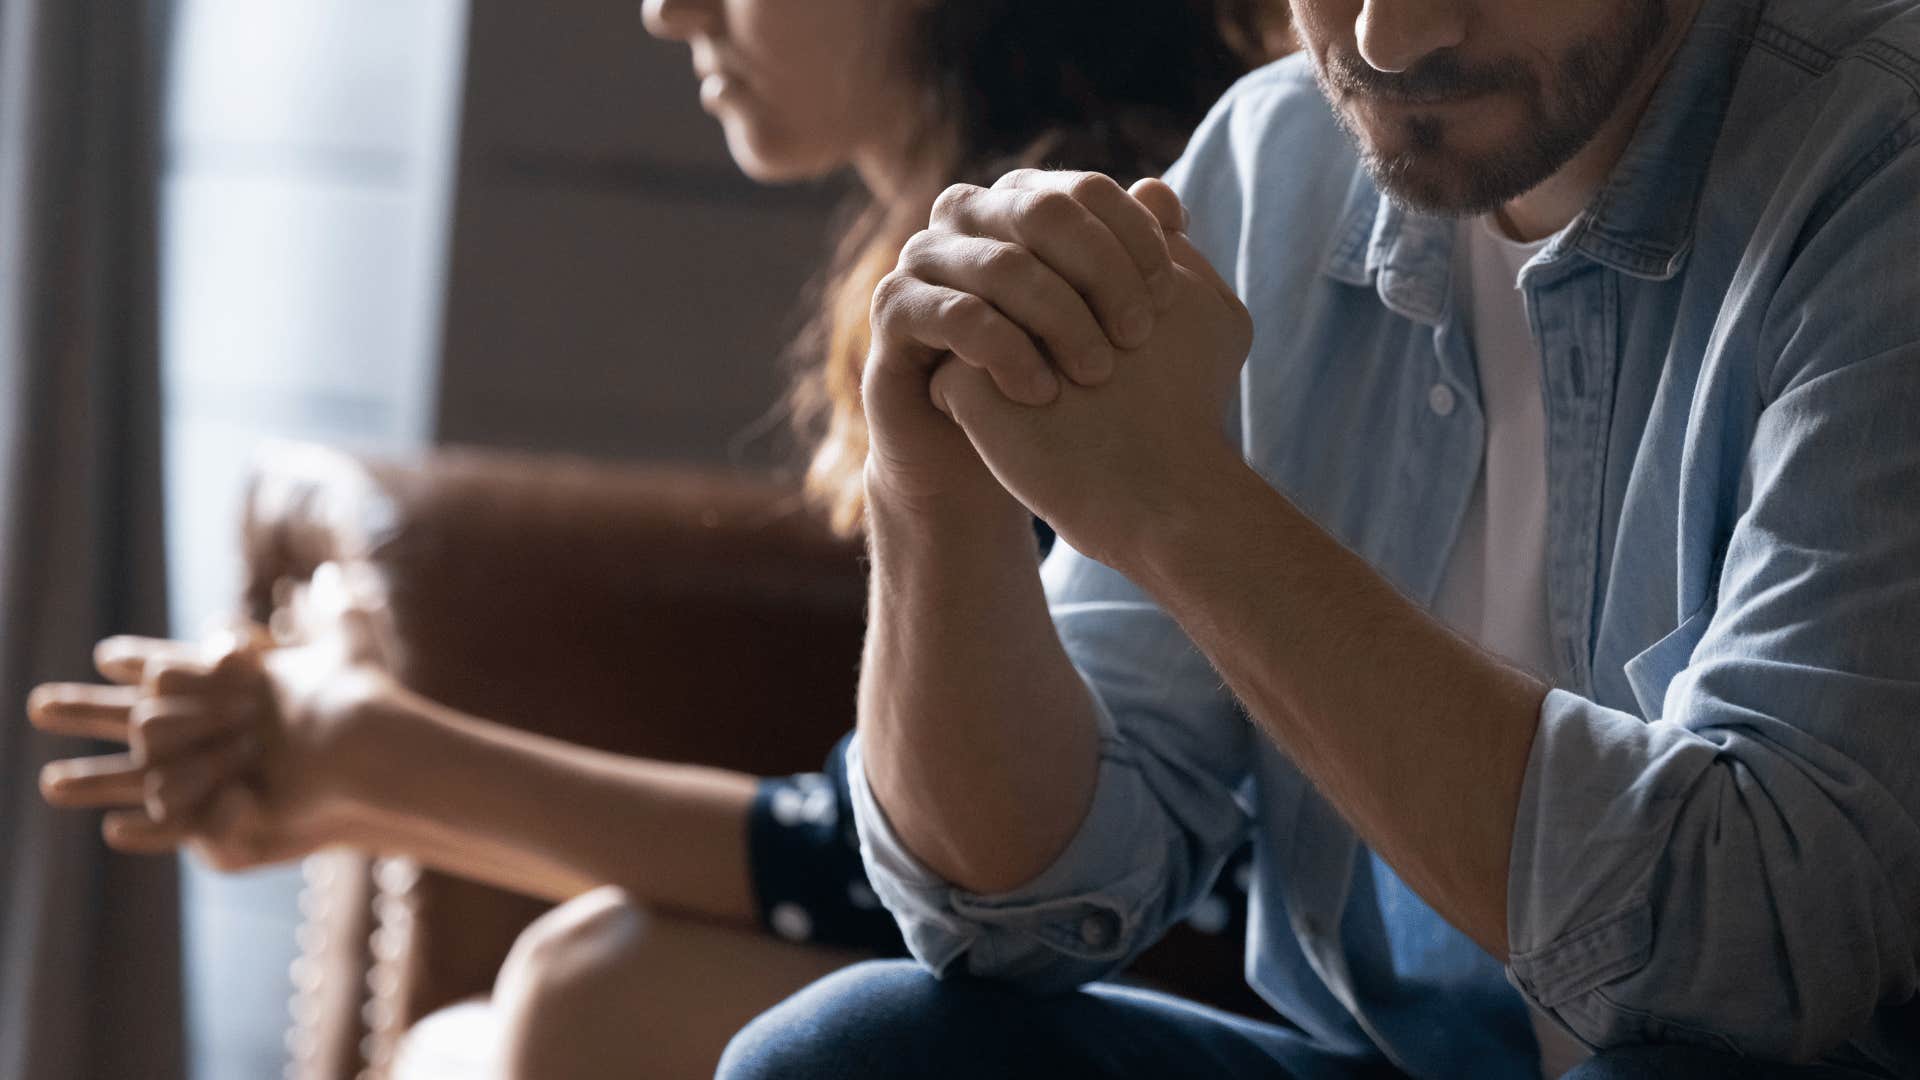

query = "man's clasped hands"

[{"left": 27, "top": 170, "right": 1251, "bottom": 860}]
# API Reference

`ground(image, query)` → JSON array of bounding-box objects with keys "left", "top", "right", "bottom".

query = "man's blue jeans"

[{"left": 716, "top": 960, "right": 1888, "bottom": 1079}]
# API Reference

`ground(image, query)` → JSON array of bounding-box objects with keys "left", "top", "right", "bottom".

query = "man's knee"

[
  {"left": 717, "top": 959, "right": 1036, "bottom": 1080},
  {"left": 492, "top": 885, "right": 649, "bottom": 1075}
]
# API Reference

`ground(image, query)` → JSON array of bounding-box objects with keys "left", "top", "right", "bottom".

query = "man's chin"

[
  {"left": 1360, "top": 151, "right": 1505, "bottom": 219},
  {"left": 1367, "top": 160, "right": 1497, "bottom": 217},
  {"left": 1339, "top": 107, "right": 1553, "bottom": 218}
]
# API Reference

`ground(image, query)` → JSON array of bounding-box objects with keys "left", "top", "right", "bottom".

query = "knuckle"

[
  {"left": 895, "top": 229, "right": 938, "bottom": 271},
  {"left": 869, "top": 270, "right": 916, "bottom": 319},
  {"left": 990, "top": 168, "right": 1042, "bottom": 191},
  {"left": 1229, "top": 303, "right": 1255, "bottom": 351},
  {"left": 977, "top": 240, "right": 1033, "bottom": 281},
  {"left": 930, "top": 182, "right": 981, "bottom": 222},
  {"left": 1067, "top": 171, "right": 1120, "bottom": 204},
  {"left": 147, "top": 770, "right": 178, "bottom": 810},
  {"left": 1023, "top": 188, "right": 1076, "bottom": 227},
  {"left": 939, "top": 291, "right": 994, "bottom": 333}
]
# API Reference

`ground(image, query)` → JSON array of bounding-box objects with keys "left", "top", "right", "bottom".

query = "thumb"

[
  {"left": 1129, "top": 177, "right": 1188, "bottom": 236},
  {"left": 306, "top": 561, "right": 397, "bottom": 668},
  {"left": 927, "top": 359, "right": 1001, "bottom": 425}
]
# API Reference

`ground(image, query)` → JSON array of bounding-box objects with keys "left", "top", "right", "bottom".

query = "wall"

[{"left": 433, "top": 0, "right": 842, "bottom": 465}]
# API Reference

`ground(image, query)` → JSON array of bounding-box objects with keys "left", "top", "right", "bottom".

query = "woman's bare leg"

[{"left": 489, "top": 887, "right": 866, "bottom": 1080}]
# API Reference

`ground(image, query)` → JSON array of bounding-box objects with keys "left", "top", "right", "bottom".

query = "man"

[{"left": 723, "top": 0, "right": 1920, "bottom": 1075}]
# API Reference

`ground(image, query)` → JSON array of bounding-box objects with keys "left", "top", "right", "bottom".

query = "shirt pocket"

[{"left": 1622, "top": 601, "right": 1715, "bottom": 722}]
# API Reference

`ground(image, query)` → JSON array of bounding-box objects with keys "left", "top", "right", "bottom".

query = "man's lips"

[{"left": 1349, "top": 89, "right": 1489, "bottom": 108}]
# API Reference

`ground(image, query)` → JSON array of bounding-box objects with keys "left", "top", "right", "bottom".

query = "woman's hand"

[{"left": 27, "top": 563, "right": 398, "bottom": 871}]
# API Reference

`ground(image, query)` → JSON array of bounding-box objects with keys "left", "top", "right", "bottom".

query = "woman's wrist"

[{"left": 319, "top": 671, "right": 438, "bottom": 823}]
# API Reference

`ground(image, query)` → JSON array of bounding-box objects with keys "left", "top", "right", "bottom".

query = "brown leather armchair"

[{"left": 240, "top": 442, "right": 1262, "bottom": 1080}]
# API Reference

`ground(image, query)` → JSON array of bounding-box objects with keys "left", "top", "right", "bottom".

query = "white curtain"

[{"left": 0, "top": 1, "right": 183, "bottom": 1077}]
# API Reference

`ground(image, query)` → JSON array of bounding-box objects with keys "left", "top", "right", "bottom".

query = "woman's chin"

[{"left": 721, "top": 124, "right": 838, "bottom": 185}]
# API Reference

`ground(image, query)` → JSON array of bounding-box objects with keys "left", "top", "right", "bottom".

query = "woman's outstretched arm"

[
  {"left": 350, "top": 682, "right": 760, "bottom": 920},
  {"left": 30, "top": 624, "right": 761, "bottom": 925}
]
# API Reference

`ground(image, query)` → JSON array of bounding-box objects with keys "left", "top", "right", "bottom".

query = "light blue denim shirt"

[{"left": 848, "top": 0, "right": 1920, "bottom": 1073}]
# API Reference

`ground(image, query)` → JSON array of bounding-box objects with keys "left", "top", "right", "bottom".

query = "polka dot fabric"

[{"left": 747, "top": 733, "right": 1254, "bottom": 955}]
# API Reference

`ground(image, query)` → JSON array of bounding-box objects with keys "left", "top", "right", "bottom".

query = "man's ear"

[{"left": 1129, "top": 178, "right": 1189, "bottom": 235}]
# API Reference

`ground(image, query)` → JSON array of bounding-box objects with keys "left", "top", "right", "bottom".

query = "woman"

[{"left": 29, "top": 1, "right": 1283, "bottom": 1075}]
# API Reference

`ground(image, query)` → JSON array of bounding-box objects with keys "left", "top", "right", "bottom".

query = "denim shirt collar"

[{"left": 1324, "top": 0, "right": 1765, "bottom": 317}]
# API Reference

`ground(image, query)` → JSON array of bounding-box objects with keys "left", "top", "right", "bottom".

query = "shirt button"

[
  {"left": 1428, "top": 383, "right": 1457, "bottom": 417},
  {"left": 1079, "top": 911, "right": 1120, "bottom": 950}
]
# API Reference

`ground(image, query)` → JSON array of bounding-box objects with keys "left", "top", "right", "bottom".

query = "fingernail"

[{"left": 1119, "top": 305, "right": 1154, "bottom": 347}]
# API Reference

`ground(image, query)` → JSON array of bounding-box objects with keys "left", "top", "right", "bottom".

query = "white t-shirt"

[
  {"left": 1432, "top": 216, "right": 1556, "bottom": 681},
  {"left": 1433, "top": 215, "right": 1588, "bottom": 1079}
]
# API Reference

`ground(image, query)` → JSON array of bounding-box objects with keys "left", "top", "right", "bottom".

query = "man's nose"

[
  {"left": 1354, "top": 0, "right": 1467, "bottom": 72},
  {"left": 641, "top": 0, "right": 719, "bottom": 42}
]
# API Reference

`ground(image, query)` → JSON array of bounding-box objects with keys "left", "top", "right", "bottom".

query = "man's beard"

[{"left": 1313, "top": 0, "right": 1670, "bottom": 218}]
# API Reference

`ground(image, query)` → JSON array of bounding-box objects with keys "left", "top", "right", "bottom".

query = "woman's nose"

[
  {"left": 1354, "top": 0, "right": 1467, "bottom": 72},
  {"left": 641, "top": 0, "right": 719, "bottom": 42}
]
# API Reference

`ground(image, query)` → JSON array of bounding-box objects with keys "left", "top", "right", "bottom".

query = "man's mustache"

[{"left": 1318, "top": 48, "right": 1534, "bottom": 105}]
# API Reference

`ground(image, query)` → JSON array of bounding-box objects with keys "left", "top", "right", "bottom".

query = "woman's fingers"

[
  {"left": 26, "top": 683, "right": 137, "bottom": 742},
  {"left": 40, "top": 753, "right": 144, "bottom": 808},
  {"left": 102, "top": 809, "right": 189, "bottom": 855},
  {"left": 899, "top": 231, "right": 1117, "bottom": 386},
  {"left": 141, "top": 653, "right": 222, "bottom": 698},
  {"left": 93, "top": 635, "right": 191, "bottom": 686},
  {"left": 129, "top": 695, "right": 256, "bottom": 765},
  {"left": 871, "top": 272, "right": 1059, "bottom": 406},
  {"left": 144, "top": 734, "right": 260, "bottom": 825}
]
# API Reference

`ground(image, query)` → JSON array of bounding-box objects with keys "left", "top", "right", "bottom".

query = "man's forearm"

[
  {"left": 859, "top": 483, "right": 1101, "bottom": 895},
  {"left": 1117, "top": 455, "right": 1548, "bottom": 957},
  {"left": 339, "top": 687, "right": 759, "bottom": 921}
]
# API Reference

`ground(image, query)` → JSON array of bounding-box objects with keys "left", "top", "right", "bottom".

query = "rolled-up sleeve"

[
  {"left": 848, "top": 540, "right": 1254, "bottom": 993},
  {"left": 1508, "top": 323, "right": 1920, "bottom": 1056}
]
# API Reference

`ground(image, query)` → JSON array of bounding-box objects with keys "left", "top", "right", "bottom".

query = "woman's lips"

[{"left": 698, "top": 70, "right": 745, "bottom": 111}]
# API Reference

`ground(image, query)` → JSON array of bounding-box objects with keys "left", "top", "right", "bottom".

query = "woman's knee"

[{"left": 493, "top": 886, "right": 650, "bottom": 1077}]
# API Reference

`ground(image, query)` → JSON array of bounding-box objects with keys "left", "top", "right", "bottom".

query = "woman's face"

[{"left": 641, "top": 0, "right": 918, "bottom": 185}]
